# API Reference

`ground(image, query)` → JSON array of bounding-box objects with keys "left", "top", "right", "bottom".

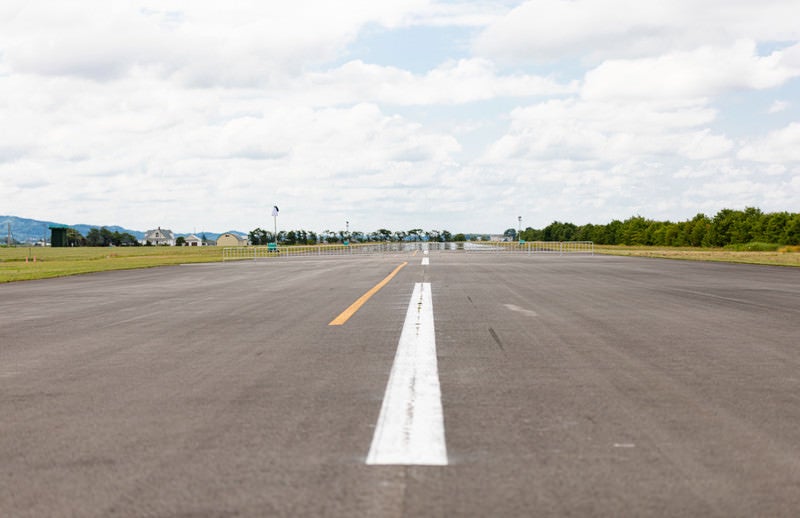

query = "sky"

[{"left": 1, "top": 0, "right": 799, "bottom": 235}]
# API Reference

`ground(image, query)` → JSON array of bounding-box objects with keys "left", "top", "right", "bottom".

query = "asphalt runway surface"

[{"left": 1, "top": 251, "right": 799, "bottom": 517}]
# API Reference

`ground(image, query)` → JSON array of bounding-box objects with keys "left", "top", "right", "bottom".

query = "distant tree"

[
  {"left": 407, "top": 229, "right": 423, "bottom": 241},
  {"left": 688, "top": 214, "right": 711, "bottom": 247},
  {"left": 453, "top": 233, "right": 466, "bottom": 242},
  {"left": 176, "top": 236, "right": 186, "bottom": 246},
  {"left": 85, "top": 228, "right": 104, "bottom": 246},
  {"left": 785, "top": 214, "right": 800, "bottom": 245},
  {"left": 321, "top": 230, "right": 339, "bottom": 244},
  {"left": 249, "top": 228, "right": 272, "bottom": 245},
  {"left": 67, "top": 228, "right": 85, "bottom": 247},
  {"left": 519, "top": 227, "right": 542, "bottom": 242},
  {"left": 709, "top": 209, "right": 737, "bottom": 246},
  {"left": 503, "top": 228, "right": 516, "bottom": 240},
  {"left": 98, "top": 228, "right": 113, "bottom": 245},
  {"left": 118, "top": 232, "right": 139, "bottom": 246}
]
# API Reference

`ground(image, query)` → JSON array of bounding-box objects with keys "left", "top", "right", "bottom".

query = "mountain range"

[{"left": 0, "top": 215, "right": 244, "bottom": 244}]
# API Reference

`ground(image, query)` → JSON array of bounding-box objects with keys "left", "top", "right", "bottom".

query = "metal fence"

[
  {"left": 424, "top": 241, "right": 594, "bottom": 254},
  {"left": 223, "top": 241, "right": 593, "bottom": 261},
  {"left": 223, "top": 243, "right": 409, "bottom": 260}
]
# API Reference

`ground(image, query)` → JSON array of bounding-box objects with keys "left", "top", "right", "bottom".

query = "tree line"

[
  {"left": 515, "top": 208, "right": 800, "bottom": 247},
  {"left": 70, "top": 227, "right": 141, "bottom": 246}
]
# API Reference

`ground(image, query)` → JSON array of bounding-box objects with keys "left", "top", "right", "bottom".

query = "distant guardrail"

[{"left": 223, "top": 241, "right": 593, "bottom": 261}]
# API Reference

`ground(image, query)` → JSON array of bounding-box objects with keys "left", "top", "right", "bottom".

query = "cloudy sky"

[{"left": 1, "top": 0, "right": 799, "bottom": 234}]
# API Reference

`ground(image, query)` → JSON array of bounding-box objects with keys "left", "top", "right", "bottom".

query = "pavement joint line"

[
  {"left": 328, "top": 262, "right": 408, "bottom": 326},
  {"left": 421, "top": 257, "right": 430, "bottom": 266},
  {"left": 366, "top": 282, "right": 447, "bottom": 465}
]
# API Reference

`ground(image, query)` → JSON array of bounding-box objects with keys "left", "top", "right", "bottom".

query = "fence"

[
  {"left": 223, "top": 242, "right": 413, "bottom": 260},
  {"left": 223, "top": 241, "right": 593, "bottom": 261},
  {"left": 423, "top": 241, "right": 593, "bottom": 254}
]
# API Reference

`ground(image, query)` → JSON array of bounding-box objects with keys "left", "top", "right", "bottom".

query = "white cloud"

[
  {"left": 474, "top": 0, "right": 800, "bottom": 63},
  {"left": 0, "top": 0, "right": 504, "bottom": 87},
  {"left": 582, "top": 40, "right": 800, "bottom": 101},
  {"left": 290, "top": 59, "right": 577, "bottom": 106},
  {"left": 482, "top": 98, "right": 732, "bottom": 163},
  {"left": 0, "top": 76, "right": 464, "bottom": 230},
  {"left": 768, "top": 100, "right": 789, "bottom": 113},
  {"left": 738, "top": 123, "right": 800, "bottom": 163}
]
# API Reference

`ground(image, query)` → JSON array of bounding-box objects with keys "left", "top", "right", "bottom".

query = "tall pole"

[
  {"left": 271, "top": 205, "right": 279, "bottom": 248},
  {"left": 518, "top": 216, "right": 522, "bottom": 243}
]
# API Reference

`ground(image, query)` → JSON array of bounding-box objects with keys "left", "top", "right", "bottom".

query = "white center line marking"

[
  {"left": 366, "top": 282, "right": 447, "bottom": 466},
  {"left": 421, "top": 257, "right": 430, "bottom": 265}
]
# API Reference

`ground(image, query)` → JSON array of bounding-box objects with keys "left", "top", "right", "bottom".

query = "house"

[
  {"left": 143, "top": 227, "right": 176, "bottom": 246},
  {"left": 184, "top": 234, "right": 203, "bottom": 246},
  {"left": 216, "top": 232, "right": 248, "bottom": 246}
]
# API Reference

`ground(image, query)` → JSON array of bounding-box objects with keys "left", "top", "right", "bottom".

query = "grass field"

[
  {"left": 594, "top": 245, "right": 800, "bottom": 267},
  {"left": 0, "top": 246, "right": 224, "bottom": 283},
  {"left": 1, "top": 244, "right": 798, "bottom": 283}
]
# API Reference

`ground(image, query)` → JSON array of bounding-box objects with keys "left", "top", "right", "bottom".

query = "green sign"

[
  {"left": 267, "top": 242, "right": 278, "bottom": 251},
  {"left": 519, "top": 239, "right": 526, "bottom": 244}
]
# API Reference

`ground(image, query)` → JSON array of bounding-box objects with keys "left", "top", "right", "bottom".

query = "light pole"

[
  {"left": 518, "top": 216, "right": 522, "bottom": 243},
  {"left": 345, "top": 221, "right": 349, "bottom": 245},
  {"left": 272, "top": 205, "right": 279, "bottom": 248}
]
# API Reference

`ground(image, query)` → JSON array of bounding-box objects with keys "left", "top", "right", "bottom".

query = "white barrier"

[{"left": 222, "top": 241, "right": 593, "bottom": 261}]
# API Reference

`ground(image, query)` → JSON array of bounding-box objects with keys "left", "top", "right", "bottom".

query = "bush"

[{"left": 723, "top": 242, "right": 780, "bottom": 252}]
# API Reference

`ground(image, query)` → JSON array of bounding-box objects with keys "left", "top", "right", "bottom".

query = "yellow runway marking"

[{"left": 328, "top": 262, "right": 408, "bottom": 326}]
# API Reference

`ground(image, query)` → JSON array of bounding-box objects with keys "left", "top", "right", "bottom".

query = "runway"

[{"left": 1, "top": 252, "right": 799, "bottom": 516}]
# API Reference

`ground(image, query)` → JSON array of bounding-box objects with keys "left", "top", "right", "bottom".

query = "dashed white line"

[
  {"left": 366, "top": 282, "right": 447, "bottom": 466},
  {"left": 421, "top": 257, "right": 430, "bottom": 265}
]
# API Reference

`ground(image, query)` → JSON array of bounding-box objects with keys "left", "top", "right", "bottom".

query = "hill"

[{"left": 0, "top": 215, "right": 241, "bottom": 245}]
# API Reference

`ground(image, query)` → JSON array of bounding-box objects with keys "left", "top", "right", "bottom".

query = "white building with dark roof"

[
  {"left": 143, "top": 227, "right": 176, "bottom": 246},
  {"left": 184, "top": 234, "right": 203, "bottom": 246}
]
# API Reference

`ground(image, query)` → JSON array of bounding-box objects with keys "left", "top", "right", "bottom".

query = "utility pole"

[{"left": 271, "top": 205, "right": 279, "bottom": 248}]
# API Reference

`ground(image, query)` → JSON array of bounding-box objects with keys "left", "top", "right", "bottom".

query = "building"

[
  {"left": 49, "top": 226, "right": 69, "bottom": 247},
  {"left": 143, "top": 227, "right": 176, "bottom": 246},
  {"left": 184, "top": 234, "right": 203, "bottom": 246},
  {"left": 216, "top": 233, "right": 248, "bottom": 246}
]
